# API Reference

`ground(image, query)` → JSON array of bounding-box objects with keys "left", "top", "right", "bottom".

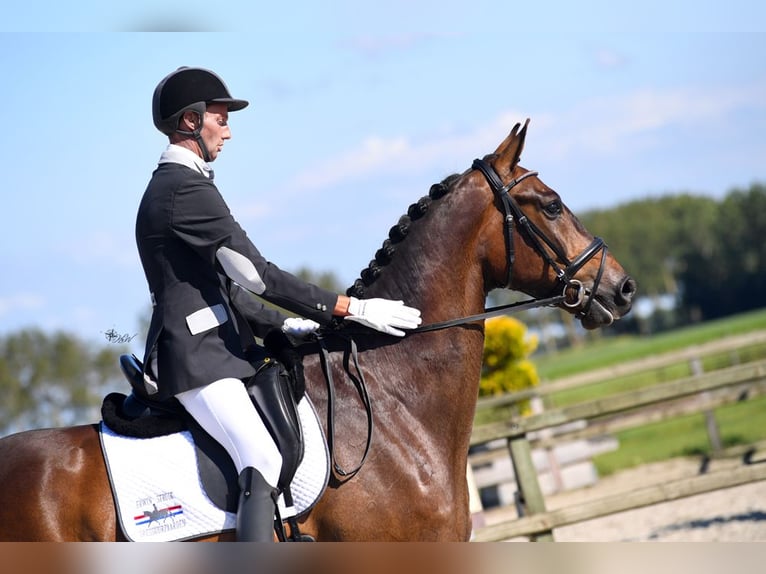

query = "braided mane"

[{"left": 346, "top": 173, "right": 461, "bottom": 298}]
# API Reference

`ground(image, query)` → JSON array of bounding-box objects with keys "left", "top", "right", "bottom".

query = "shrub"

[{"left": 480, "top": 316, "right": 540, "bottom": 415}]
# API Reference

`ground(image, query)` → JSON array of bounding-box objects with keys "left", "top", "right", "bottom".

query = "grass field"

[
  {"left": 534, "top": 307, "right": 766, "bottom": 381},
  {"left": 544, "top": 339, "right": 766, "bottom": 409},
  {"left": 592, "top": 394, "right": 766, "bottom": 475}
]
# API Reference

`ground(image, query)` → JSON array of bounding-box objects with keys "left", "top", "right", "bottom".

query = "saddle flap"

[{"left": 246, "top": 359, "right": 304, "bottom": 492}]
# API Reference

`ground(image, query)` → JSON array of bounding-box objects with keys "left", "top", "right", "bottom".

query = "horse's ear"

[
  {"left": 494, "top": 118, "right": 530, "bottom": 173},
  {"left": 492, "top": 122, "right": 521, "bottom": 157}
]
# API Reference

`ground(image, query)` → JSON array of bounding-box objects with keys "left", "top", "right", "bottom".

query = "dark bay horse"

[{"left": 0, "top": 120, "right": 635, "bottom": 541}]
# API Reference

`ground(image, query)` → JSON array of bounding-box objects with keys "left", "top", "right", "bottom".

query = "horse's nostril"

[{"left": 619, "top": 276, "right": 637, "bottom": 303}]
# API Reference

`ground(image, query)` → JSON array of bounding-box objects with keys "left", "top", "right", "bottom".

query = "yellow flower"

[{"left": 480, "top": 316, "right": 540, "bottom": 406}]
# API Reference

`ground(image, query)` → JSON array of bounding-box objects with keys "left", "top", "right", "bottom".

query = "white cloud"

[
  {"left": 243, "top": 79, "right": 765, "bottom": 208},
  {"left": 553, "top": 82, "right": 763, "bottom": 157},
  {"left": 229, "top": 200, "right": 275, "bottom": 222},
  {"left": 270, "top": 109, "right": 528, "bottom": 197},
  {"left": 56, "top": 231, "right": 138, "bottom": 268},
  {"left": 0, "top": 294, "right": 45, "bottom": 318},
  {"left": 593, "top": 48, "right": 629, "bottom": 70},
  {"left": 344, "top": 32, "right": 464, "bottom": 58}
]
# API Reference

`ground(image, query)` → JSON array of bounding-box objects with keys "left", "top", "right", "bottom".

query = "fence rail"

[
  {"left": 471, "top": 360, "right": 766, "bottom": 446},
  {"left": 472, "top": 462, "right": 766, "bottom": 542},
  {"left": 470, "top": 358, "right": 766, "bottom": 541},
  {"left": 475, "top": 330, "right": 766, "bottom": 412}
]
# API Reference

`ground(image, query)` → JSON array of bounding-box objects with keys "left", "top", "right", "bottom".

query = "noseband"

[{"left": 472, "top": 158, "right": 608, "bottom": 318}]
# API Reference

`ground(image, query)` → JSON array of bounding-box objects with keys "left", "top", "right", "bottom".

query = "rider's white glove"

[
  {"left": 344, "top": 297, "right": 422, "bottom": 337},
  {"left": 281, "top": 317, "right": 320, "bottom": 337}
]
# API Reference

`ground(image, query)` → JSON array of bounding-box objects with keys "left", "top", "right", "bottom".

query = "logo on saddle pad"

[{"left": 133, "top": 491, "right": 185, "bottom": 536}]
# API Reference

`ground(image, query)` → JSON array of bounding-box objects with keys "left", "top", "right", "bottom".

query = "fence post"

[
  {"left": 466, "top": 462, "right": 486, "bottom": 531},
  {"left": 690, "top": 356, "right": 723, "bottom": 455},
  {"left": 508, "top": 434, "right": 553, "bottom": 541}
]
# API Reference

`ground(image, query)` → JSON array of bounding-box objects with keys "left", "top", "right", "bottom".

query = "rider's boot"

[{"left": 236, "top": 466, "right": 278, "bottom": 542}]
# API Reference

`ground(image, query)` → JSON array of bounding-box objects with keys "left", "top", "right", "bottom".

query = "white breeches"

[{"left": 175, "top": 377, "right": 283, "bottom": 487}]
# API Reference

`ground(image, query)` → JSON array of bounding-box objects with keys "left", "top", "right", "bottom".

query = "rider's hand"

[
  {"left": 281, "top": 317, "right": 320, "bottom": 338},
  {"left": 344, "top": 297, "right": 422, "bottom": 337}
]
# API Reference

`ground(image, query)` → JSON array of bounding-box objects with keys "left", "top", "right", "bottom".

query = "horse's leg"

[{"left": 0, "top": 425, "right": 121, "bottom": 541}]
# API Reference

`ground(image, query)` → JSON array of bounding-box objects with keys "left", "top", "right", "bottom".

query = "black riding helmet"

[{"left": 152, "top": 67, "right": 248, "bottom": 161}]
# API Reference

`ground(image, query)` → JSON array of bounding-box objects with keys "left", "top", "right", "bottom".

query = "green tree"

[
  {"left": 580, "top": 194, "right": 718, "bottom": 298},
  {"left": 680, "top": 183, "right": 766, "bottom": 319},
  {"left": 292, "top": 267, "right": 345, "bottom": 293},
  {"left": 579, "top": 193, "right": 723, "bottom": 332},
  {"left": 0, "top": 329, "right": 125, "bottom": 436}
]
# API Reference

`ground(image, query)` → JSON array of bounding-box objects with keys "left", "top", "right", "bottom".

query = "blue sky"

[{"left": 1, "top": 2, "right": 765, "bottom": 356}]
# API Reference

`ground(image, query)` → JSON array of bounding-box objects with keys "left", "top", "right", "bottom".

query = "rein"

[
  {"left": 408, "top": 294, "right": 566, "bottom": 334},
  {"left": 310, "top": 293, "right": 563, "bottom": 481},
  {"left": 314, "top": 334, "right": 373, "bottom": 482}
]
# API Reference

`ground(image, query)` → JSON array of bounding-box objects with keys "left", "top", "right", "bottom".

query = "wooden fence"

[
  {"left": 469, "top": 357, "right": 766, "bottom": 541},
  {"left": 474, "top": 330, "right": 766, "bottom": 413}
]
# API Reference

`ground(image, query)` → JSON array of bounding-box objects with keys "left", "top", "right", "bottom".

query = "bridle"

[
  {"left": 408, "top": 159, "right": 608, "bottom": 334},
  {"left": 473, "top": 159, "right": 607, "bottom": 315},
  {"left": 472, "top": 157, "right": 608, "bottom": 319}
]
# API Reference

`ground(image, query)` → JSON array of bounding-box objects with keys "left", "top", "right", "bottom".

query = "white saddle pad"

[{"left": 99, "top": 396, "right": 330, "bottom": 542}]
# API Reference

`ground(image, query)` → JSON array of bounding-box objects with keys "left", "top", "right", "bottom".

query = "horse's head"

[{"left": 475, "top": 119, "right": 636, "bottom": 329}]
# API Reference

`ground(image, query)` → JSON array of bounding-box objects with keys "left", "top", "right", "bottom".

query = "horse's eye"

[{"left": 543, "top": 200, "right": 562, "bottom": 218}]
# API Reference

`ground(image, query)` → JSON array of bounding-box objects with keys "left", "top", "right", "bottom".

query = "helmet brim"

[{"left": 209, "top": 97, "right": 249, "bottom": 112}]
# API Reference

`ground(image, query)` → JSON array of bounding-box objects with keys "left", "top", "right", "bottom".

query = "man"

[{"left": 137, "top": 67, "right": 421, "bottom": 541}]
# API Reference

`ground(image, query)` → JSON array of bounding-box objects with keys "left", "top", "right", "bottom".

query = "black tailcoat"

[{"left": 136, "top": 162, "right": 337, "bottom": 399}]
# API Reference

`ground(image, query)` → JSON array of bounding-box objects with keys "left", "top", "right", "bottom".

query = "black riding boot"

[{"left": 236, "top": 467, "right": 278, "bottom": 542}]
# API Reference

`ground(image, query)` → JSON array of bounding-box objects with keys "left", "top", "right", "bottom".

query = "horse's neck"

[
  {"left": 369, "top": 189, "right": 489, "bottom": 323},
  {"left": 361, "top": 188, "right": 488, "bottom": 428}
]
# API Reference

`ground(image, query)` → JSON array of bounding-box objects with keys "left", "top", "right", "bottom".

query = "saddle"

[
  {"left": 103, "top": 334, "right": 374, "bottom": 541},
  {"left": 102, "top": 353, "right": 309, "bottom": 541}
]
